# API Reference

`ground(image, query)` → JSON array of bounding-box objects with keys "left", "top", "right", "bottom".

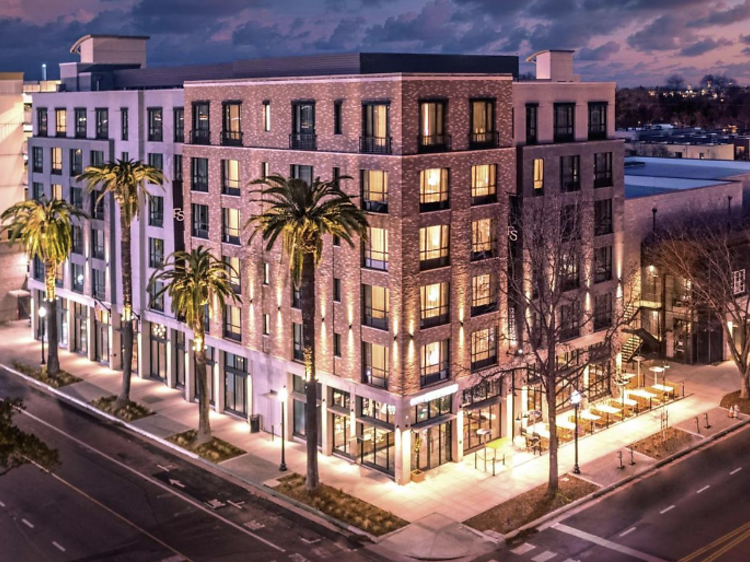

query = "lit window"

[
  {"left": 471, "top": 164, "right": 497, "bottom": 205},
  {"left": 419, "top": 168, "right": 449, "bottom": 212},
  {"left": 533, "top": 158, "right": 544, "bottom": 195}
]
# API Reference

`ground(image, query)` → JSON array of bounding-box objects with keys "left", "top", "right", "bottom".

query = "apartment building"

[{"left": 27, "top": 36, "right": 623, "bottom": 485}]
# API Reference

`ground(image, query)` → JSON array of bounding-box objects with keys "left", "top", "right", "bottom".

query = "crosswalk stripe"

[
  {"left": 532, "top": 551, "right": 558, "bottom": 562},
  {"left": 511, "top": 543, "right": 537, "bottom": 555}
]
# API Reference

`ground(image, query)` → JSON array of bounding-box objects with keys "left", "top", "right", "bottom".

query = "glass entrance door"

[
  {"left": 94, "top": 311, "right": 109, "bottom": 364},
  {"left": 414, "top": 422, "right": 452, "bottom": 471}
]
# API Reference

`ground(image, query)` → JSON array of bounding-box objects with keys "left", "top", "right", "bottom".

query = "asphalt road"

[
  {"left": 475, "top": 422, "right": 750, "bottom": 562},
  {"left": 0, "top": 368, "right": 383, "bottom": 562}
]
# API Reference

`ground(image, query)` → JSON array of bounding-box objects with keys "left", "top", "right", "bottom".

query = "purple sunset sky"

[{"left": 2, "top": 0, "right": 750, "bottom": 86}]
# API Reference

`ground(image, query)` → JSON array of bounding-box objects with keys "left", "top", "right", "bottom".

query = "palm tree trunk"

[
  {"left": 194, "top": 329, "right": 212, "bottom": 445},
  {"left": 116, "top": 213, "right": 134, "bottom": 410},
  {"left": 43, "top": 261, "right": 60, "bottom": 377},
  {"left": 300, "top": 253, "right": 319, "bottom": 492}
]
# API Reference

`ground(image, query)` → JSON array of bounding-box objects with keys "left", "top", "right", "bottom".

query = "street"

[
  {"left": 476, "top": 422, "right": 750, "bottom": 562},
  {"left": 0, "top": 368, "right": 381, "bottom": 562}
]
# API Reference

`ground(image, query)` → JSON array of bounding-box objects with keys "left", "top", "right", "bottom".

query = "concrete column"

[
  {"left": 30, "top": 294, "right": 39, "bottom": 339},
  {"left": 86, "top": 306, "right": 95, "bottom": 362},
  {"left": 215, "top": 351, "right": 225, "bottom": 413},
  {"left": 110, "top": 314, "right": 122, "bottom": 370},
  {"left": 245, "top": 373, "right": 253, "bottom": 428},
  {"left": 455, "top": 409, "right": 464, "bottom": 463},
  {"left": 396, "top": 428, "right": 412, "bottom": 486},
  {"left": 165, "top": 334, "right": 175, "bottom": 388},
  {"left": 140, "top": 321, "right": 151, "bottom": 379},
  {"left": 320, "top": 382, "right": 332, "bottom": 456}
]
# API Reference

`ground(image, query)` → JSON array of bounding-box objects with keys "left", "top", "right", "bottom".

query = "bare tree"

[{"left": 650, "top": 212, "right": 750, "bottom": 398}]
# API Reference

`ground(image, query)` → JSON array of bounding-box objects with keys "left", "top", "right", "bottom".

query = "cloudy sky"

[{"left": 2, "top": 0, "right": 750, "bottom": 87}]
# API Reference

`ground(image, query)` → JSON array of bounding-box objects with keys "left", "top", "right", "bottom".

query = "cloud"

[
  {"left": 131, "top": 0, "right": 265, "bottom": 35},
  {"left": 627, "top": 14, "right": 691, "bottom": 51},
  {"left": 578, "top": 41, "right": 621, "bottom": 61},
  {"left": 313, "top": 17, "right": 365, "bottom": 51},
  {"left": 679, "top": 37, "right": 733, "bottom": 57},
  {"left": 688, "top": 0, "right": 750, "bottom": 27}
]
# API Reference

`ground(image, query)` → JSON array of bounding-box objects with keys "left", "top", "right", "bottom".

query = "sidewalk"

[{"left": 0, "top": 319, "right": 744, "bottom": 558}]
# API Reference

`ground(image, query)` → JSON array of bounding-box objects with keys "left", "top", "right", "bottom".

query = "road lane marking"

[
  {"left": 0, "top": 500, "right": 5, "bottom": 507},
  {"left": 52, "top": 542, "right": 65, "bottom": 552},
  {"left": 677, "top": 521, "right": 750, "bottom": 562},
  {"left": 511, "top": 543, "right": 536, "bottom": 555},
  {"left": 696, "top": 485, "right": 710, "bottom": 494},
  {"left": 660, "top": 505, "right": 675, "bottom": 514},
  {"left": 532, "top": 551, "right": 557, "bottom": 562},
  {"left": 554, "top": 523, "right": 668, "bottom": 562},
  {"left": 21, "top": 518, "right": 34, "bottom": 528},
  {"left": 700, "top": 527, "right": 750, "bottom": 562},
  {"left": 731, "top": 467, "right": 743, "bottom": 475},
  {"left": 19, "top": 409, "right": 286, "bottom": 553},
  {"left": 620, "top": 527, "right": 636, "bottom": 537}
]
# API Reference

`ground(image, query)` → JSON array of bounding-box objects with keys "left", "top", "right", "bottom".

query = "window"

[
  {"left": 51, "top": 184, "right": 62, "bottom": 200},
  {"left": 147, "top": 108, "right": 163, "bottom": 142},
  {"left": 173, "top": 107, "right": 184, "bottom": 142},
  {"left": 594, "top": 293, "right": 612, "bottom": 331},
  {"left": 533, "top": 158, "right": 544, "bottom": 196},
  {"left": 361, "top": 103, "right": 391, "bottom": 153},
  {"left": 90, "top": 150, "right": 104, "bottom": 167},
  {"left": 222, "top": 102, "right": 242, "bottom": 146},
  {"left": 263, "top": 314, "right": 270, "bottom": 336},
  {"left": 72, "top": 226, "right": 83, "bottom": 254},
  {"left": 148, "top": 153, "right": 163, "bottom": 172},
  {"left": 471, "top": 164, "right": 497, "bottom": 205},
  {"left": 36, "top": 108, "right": 47, "bottom": 136},
  {"left": 191, "top": 102, "right": 210, "bottom": 144},
  {"left": 594, "top": 246, "right": 613, "bottom": 283},
  {"left": 419, "top": 225, "right": 450, "bottom": 270},
  {"left": 333, "top": 100, "right": 343, "bottom": 135},
  {"left": 69, "top": 149, "right": 82, "bottom": 176},
  {"left": 418, "top": 100, "right": 448, "bottom": 152},
  {"left": 560, "top": 303, "right": 580, "bottom": 341},
  {"left": 74, "top": 108, "right": 87, "bottom": 138},
  {"left": 594, "top": 152, "right": 613, "bottom": 188},
  {"left": 224, "top": 255, "right": 241, "bottom": 294},
  {"left": 421, "top": 339, "right": 450, "bottom": 387},
  {"left": 361, "top": 170, "right": 388, "bottom": 213},
  {"left": 224, "top": 305, "right": 241, "bottom": 341},
  {"left": 525, "top": 104, "right": 538, "bottom": 145},
  {"left": 222, "top": 159, "right": 240, "bottom": 196},
  {"left": 222, "top": 208, "right": 241, "bottom": 245},
  {"left": 291, "top": 101, "right": 316, "bottom": 150},
  {"left": 470, "top": 99, "right": 496, "bottom": 147},
  {"left": 71, "top": 263, "right": 84, "bottom": 293},
  {"left": 471, "top": 326, "right": 498, "bottom": 371},
  {"left": 32, "top": 147, "right": 43, "bottom": 173},
  {"left": 594, "top": 199, "right": 613, "bottom": 236},
  {"left": 55, "top": 108, "right": 66, "bottom": 137},
  {"left": 588, "top": 102, "right": 607, "bottom": 140},
  {"left": 554, "top": 103, "right": 575, "bottom": 142},
  {"left": 733, "top": 269, "right": 746, "bottom": 295},
  {"left": 90, "top": 190, "right": 105, "bottom": 220},
  {"left": 121, "top": 151, "right": 129, "bottom": 161},
  {"left": 333, "top": 278, "right": 341, "bottom": 302},
  {"left": 149, "top": 196, "right": 164, "bottom": 227},
  {"left": 50, "top": 148, "right": 62, "bottom": 175},
  {"left": 173, "top": 154, "right": 183, "bottom": 182},
  {"left": 260, "top": 161, "right": 269, "bottom": 179},
  {"left": 292, "top": 322, "right": 303, "bottom": 361},
  {"left": 91, "top": 228, "right": 105, "bottom": 260},
  {"left": 92, "top": 268, "right": 106, "bottom": 300},
  {"left": 364, "top": 227, "right": 388, "bottom": 271},
  {"left": 332, "top": 333, "right": 342, "bottom": 357},
  {"left": 290, "top": 164, "right": 313, "bottom": 186},
  {"left": 560, "top": 249, "right": 580, "bottom": 291},
  {"left": 191, "top": 203, "right": 209, "bottom": 239},
  {"left": 292, "top": 286, "right": 301, "bottom": 309},
  {"left": 262, "top": 100, "right": 271, "bottom": 132},
  {"left": 191, "top": 157, "right": 208, "bottom": 192},
  {"left": 472, "top": 273, "right": 498, "bottom": 316},
  {"left": 31, "top": 182, "right": 44, "bottom": 201},
  {"left": 149, "top": 238, "right": 164, "bottom": 268},
  {"left": 363, "top": 342, "right": 389, "bottom": 388},
  {"left": 471, "top": 219, "right": 497, "bottom": 260},
  {"left": 419, "top": 168, "right": 449, "bottom": 212},
  {"left": 95, "top": 108, "right": 108, "bottom": 139},
  {"left": 121, "top": 108, "right": 129, "bottom": 140},
  {"left": 363, "top": 285, "right": 389, "bottom": 330},
  {"left": 149, "top": 281, "right": 164, "bottom": 312},
  {"left": 420, "top": 282, "right": 450, "bottom": 328},
  {"left": 263, "top": 262, "right": 270, "bottom": 285},
  {"left": 560, "top": 155, "right": 580, "bottom": 192}
]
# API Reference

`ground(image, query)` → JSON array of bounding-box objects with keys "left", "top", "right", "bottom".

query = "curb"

[
  {"left": 496, "top": 413, "right": 750, "bottom": 544},
  {"left": 0, "top": 363, "right": 379, "bottom": 543}
]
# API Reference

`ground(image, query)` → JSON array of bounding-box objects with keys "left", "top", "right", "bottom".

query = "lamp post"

[
  {"left": 571, "top": 389, "right": 582, "bottom": 475},
  {"left": 38, "top": 304, "right": 47, "bottom": 366},
  {"left": 277, "top": 386, "right": 288, "bottom": 472}
]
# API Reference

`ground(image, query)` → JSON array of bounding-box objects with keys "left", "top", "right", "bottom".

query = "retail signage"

[{"left": 409, "top": 383, "right": 459, "bottom": 406}]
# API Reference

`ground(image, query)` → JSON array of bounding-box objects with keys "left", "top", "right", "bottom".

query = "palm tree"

[
  {"left": 247, "top": 175, "right": 368, "bottom": 492},
  {"left": 1, "top": 198, "right": 87, "bottom": 376},
  {"left": 78, "top": 159, "right": 166, "bottom": 409},
  {"left": 149, "top": 247, "right": 239, "bottom": 445}
]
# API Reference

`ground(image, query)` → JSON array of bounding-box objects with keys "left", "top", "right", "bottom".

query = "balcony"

[
  {"left": 363, "top": 310, "right": 388, "bottom": 331},
  {"left": 589, "top": 128, "right": 607, "bottom": 141},
  {"left": 471, "top": 301, "right": 498, "bottom": 317},
  {"left": 363, "top": 368, "right": 388, "bottom": 389},
  {"left": 190, "top": 130, "right": 211, "bottom": 145},
  {"left": 418, "top": 134, "right": 451, "bottom": 153},
  {"left": 221, "top": 130, "right": 243, "bottom": 147},
  {"left": 55, "top": 129, "right": 66, "bottom": 138},
  {"left": 419, "top": 255, "right": 449, "bottom": 271},
  {"left": 290, "top": 133, "right": 317, "bottom": 151},
  {"left": 420, "top": 311, "right": 449, "bottom": 329},
  {"left": 362, "top": 199, "right": 388, "bottom": 214},
  {"left": 469, "top": 131, "right": 499, "bottom": 149},
  {"left": 360, "top": 136, "right": 392, "bottom": 154},
  {"left": 471, "top": 355, "right": 497, "bottom": 372}
]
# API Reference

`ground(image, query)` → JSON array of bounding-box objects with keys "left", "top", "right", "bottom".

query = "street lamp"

[
  {"left": 571, "top": 389, "right": 583, "bottom": 475},
  {"left": 38, "top": 304, "right": 47, "bottom": 366},
  {"left": 277, "top": 386, "right": 288, "bottom": 472}
]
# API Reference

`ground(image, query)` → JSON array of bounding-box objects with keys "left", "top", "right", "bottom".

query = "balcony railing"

[
  {"left": 469, "top": 131, "right": 499, "bottom": 149},
  {"left": 471, "top": 301, "right": 498, "bottom": 317},
  {"left": 148, "top": 128, "right": 163, "bottom": 142},
  {"left": 471, "top": 247, "right": 497, "bottom": 261},
  {"left": 471, "top": 192, "right": 498, "bottom": 206},
  {"left": 471, "top": 355, "right": 497, "bottom": 372},
  {"left": 360, "top": 136, "right": 392, "bottom": 154},
  {"left": 420, "top": 311, "right": 449, "bottom": 329},
  {"left": 75, "top": 128, "right": 86, "bottom": 139},
  {"left": 190, "top": 130, "right": 211, "bottom": 145},
  {"left": 363, "top": 368, "right": 388, "bottom": 389},
  {"left": 418, "top": 134, "right": 451, "bottom": 153},
  {"left": 55, "top": 129, "right": 66, "bottom": 138},
  {"left": 420, "top": 366, "right": 449, "bottom": 388},
  {"left": 174, "top": 130, "right": 185, "bottom": 143},
  {"left": 589, "top": 129, "right": 607, "bottom": 141},
  {"left": 362, "top": 199, "right": 388, "bottom": 214},
  {"left": 221, "top": 130, "right": 243, "bottom": 147},
  {"left": 290, "top": 132, "right": 317, "bottom": 151},
  {"left": 594, "top": 173, "right": 613, "bottom": 189},
  {"left": 419, "top": 254, "right": 449, "bottom": 271},
  {"left": 363, "top": 311, "right": 388, "bottom": 331}
]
